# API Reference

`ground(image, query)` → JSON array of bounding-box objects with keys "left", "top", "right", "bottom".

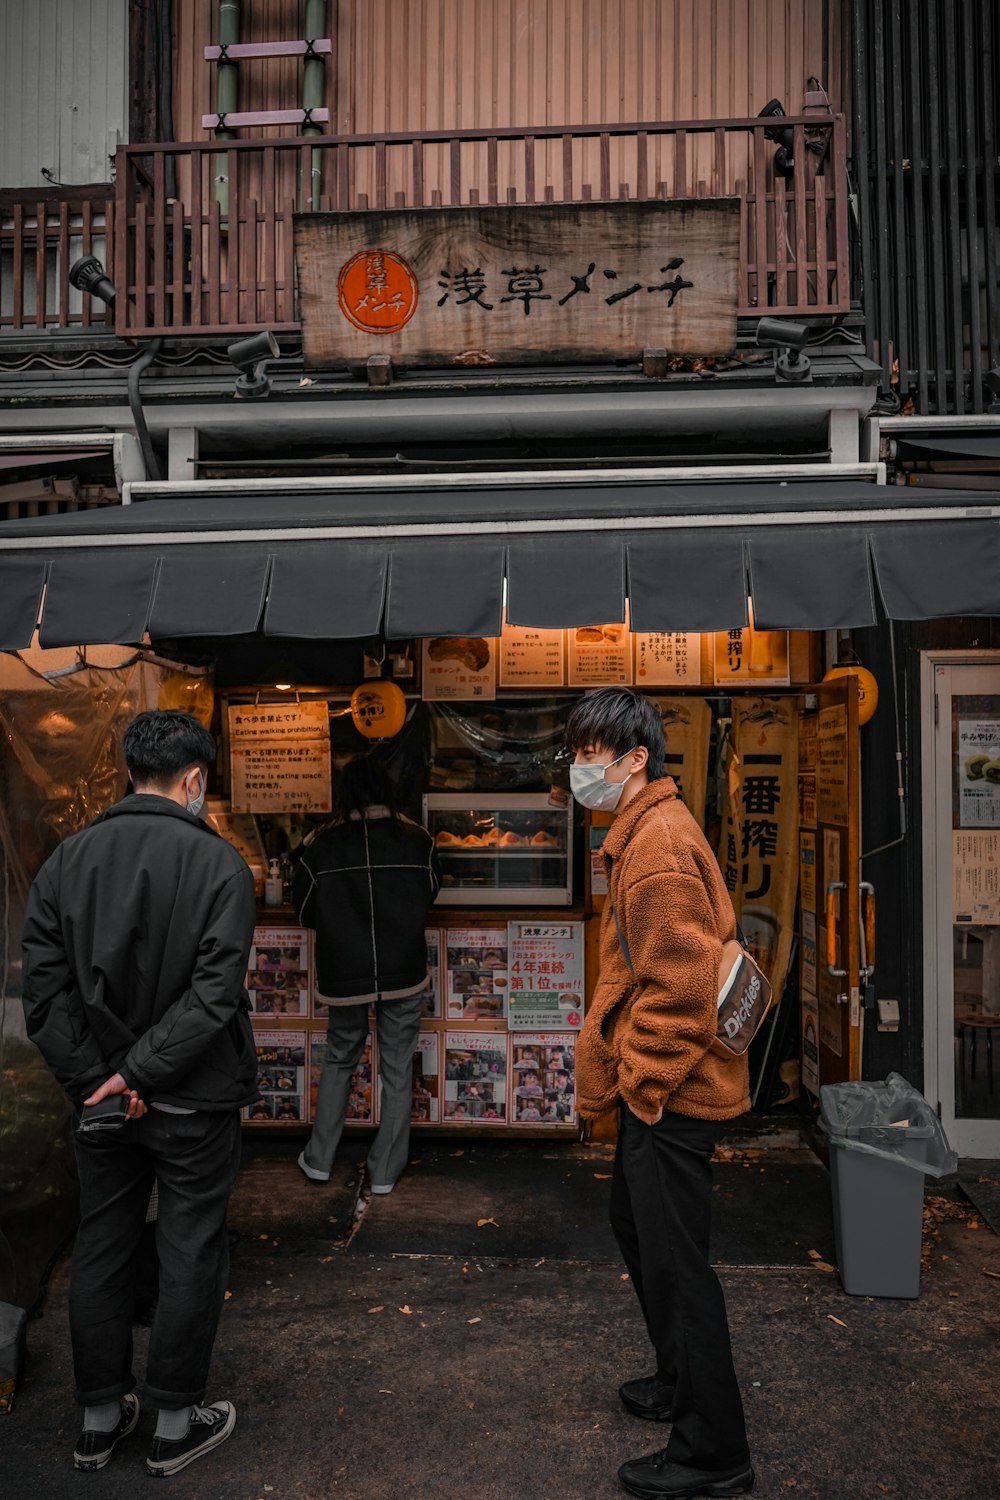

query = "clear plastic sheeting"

[
  {"left": 819, "top": 1073, "right": 959, "bottom": 1177},
  {"left": 428, "top": 697, "right": 575, "bottom": 793},
  {"left": 0, "top": 651, "right": 213, "bottom": 1310}
]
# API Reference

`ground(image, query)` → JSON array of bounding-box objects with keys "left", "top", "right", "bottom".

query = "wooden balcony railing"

[
  {"left": 0, "top": 186, "right": 115, "bottom": 333},
  {"left": 2, "top": 116, "right": 850, "bottom": 341}
]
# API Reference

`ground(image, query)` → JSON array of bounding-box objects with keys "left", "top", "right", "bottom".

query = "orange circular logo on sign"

[{"left": 337, "top": 249, "right": 418, "bottom": 334}]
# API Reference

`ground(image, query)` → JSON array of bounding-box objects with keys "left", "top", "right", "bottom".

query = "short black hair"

[
  {"left": 335, "top": 755, "right": 404, "bottom": 819},
  {"left": 123, "top": 710, "right": 216, "bottom": 788},
  {"left": 565, "top": 688, "right": 666, "bottom": 780}
]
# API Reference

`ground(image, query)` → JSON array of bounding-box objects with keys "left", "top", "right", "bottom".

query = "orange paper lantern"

[
  {"left": 350, "top": 681, "right": 407, "bottom": 739},
  {"left": 822, "top": 664, "right": 879, "bottom": 725}
]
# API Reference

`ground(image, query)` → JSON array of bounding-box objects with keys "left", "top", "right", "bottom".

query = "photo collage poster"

[
  {"left": 308, "top": 1031, "right": 377, "bottom": 1125},
  {"left": 446, "top": 926, "right": 509, "bottom": 1021},
  {"left": 510, "top": 1033, "right": 577, "bottom": 1125},
  {"left": 246, "top": 1031, "right": 306, "bottom": 1123},
  {"left": 419, "top": 928, "right": 442, "bottom": 1019},
  {"left": 411, "top": 1032, "right": 441, "bottom": 1122},
  {"left": 246, "top": 926, "right": 310, "bottom": 1019},
  {"left": 444, "top": 1031, "right": 510, "bottom": 1122}
]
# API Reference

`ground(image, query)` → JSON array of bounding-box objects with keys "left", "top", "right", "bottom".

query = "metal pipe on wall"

[
  {"left": 214, "top": 0, "right": 241, "bottom": 212},
  {"left": 303, "top": 0, "right": 327, "bottom": 210}
]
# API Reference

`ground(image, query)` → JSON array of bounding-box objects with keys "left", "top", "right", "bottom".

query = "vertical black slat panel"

[
  {"left": 871, "top": 3, "right": 893, "bottom": 392},
  {"left": 906, "top": 5, "right": 930, "bottom": 413},
  {"left": 852, "top": 0, "right": 875, "bottom": 367},
  {"left": 149, "top": 548, "right": 272, "bottom": 638},
  {"left": 979, "top": 0, "right": 1000, "bottom": 375},
  {"left": 870, "top": 521, "right": 1000, "bottom": 618},
  {"left": 942, "top": 6, "right": 966, "bottom": 412},
  {"left": 887, "top": 1, "right": 910, "bottom": 401},
  {"left": 961, "top": 0, "right": 984, "bottom": 410},
  {"left": 747, "top": 528, "right": 877, "bottom": 631},
  {"left": 39, "top": 552, "right": 158, "bottom": 647},
  {"left": 626, "top": 533, "right": 748, "bottom": 634},
  {"left": 926, "top": 0, "right": 948, "bottom": 411},
  {"left": 506, "top": 536, "right": 626, "bottom": 630},
  {"left": 263, "top": 541, "right": 387, "bottom": 638},
  {"left": 0, "top": 557, "right": 47, "bottom": 649},
  {"left": 385, "top": 540, "right": 505, "bottom": 639}
]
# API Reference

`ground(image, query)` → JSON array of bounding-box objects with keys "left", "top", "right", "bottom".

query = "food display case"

[{"left": 424, "top": 794, "right": 574, "bottom": 906}]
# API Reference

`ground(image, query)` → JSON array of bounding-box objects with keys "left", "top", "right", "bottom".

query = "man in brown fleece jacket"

[{"left": 567, "top": 688, "right": 754, "bottom": 1500}]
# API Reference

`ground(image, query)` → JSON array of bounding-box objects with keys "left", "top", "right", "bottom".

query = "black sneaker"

[
  {"left": 619, "top": 1374, "right": 675, "bottom": 1421},
  {"left": 618, "top": 1449, "right": 755, "bottom": 1499},
  {"left": 73, "top": 1393, "right": 140, "bottom": 1471},
  {"left": 146, "top": 1400, "right": 236, "bottom": 1478}
]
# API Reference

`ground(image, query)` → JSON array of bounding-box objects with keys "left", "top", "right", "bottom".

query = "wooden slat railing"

[
  {"left": 0, "top": 186, "right": 115, "bottom": 333},
  {"left": 1, "top": 116, "right": 850, "bottom": 339}
]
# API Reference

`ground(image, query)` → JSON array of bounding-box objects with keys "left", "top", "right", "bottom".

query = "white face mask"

[
  {"left": 185, "top": 769, "right": 206, "bottom": 818},
  {"left": 569, "top": 749, "right": 636, "bottom": 811}
]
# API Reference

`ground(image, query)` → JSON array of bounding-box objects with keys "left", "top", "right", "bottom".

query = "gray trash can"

[
  {"left": 826, "top": 1123, "right": 932, "bottom": 1298},
  {"left": 819, "top": 1073, "right": 957, "bottom": 1301}
]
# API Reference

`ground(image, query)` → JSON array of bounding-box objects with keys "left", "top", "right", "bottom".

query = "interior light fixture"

[
  {"left": 756, "top": 317, "right": 812, "bottom": 383},
  {"left": 68, "top": 255, "right": 117, "bottom": 306},
  {"left": 274, "top": 683, "right": 293, "bottom": 691},
  {"left": 227, "top": 330, "right": 280, "bottom": 400}
]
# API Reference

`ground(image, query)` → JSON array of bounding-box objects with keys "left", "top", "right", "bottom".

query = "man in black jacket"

[{"left": 21, "top": 710, "right": 256, "bottom": 1479}]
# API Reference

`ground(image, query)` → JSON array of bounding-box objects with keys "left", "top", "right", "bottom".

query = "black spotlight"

[
  {"left": 757, "top": 99, "right": 795, "bottom": 179},
  {"left": 227, "top": 330, "right": 280, "bottom": 400},
  {"left": 68, "top": 254, "right": 117, "bottom": 306},
  {"left": 756, "top": 317, "right": 812, "bottom": 383},
  {"left": 985, "top": 366, "right": 1000, "bottom": 413}
]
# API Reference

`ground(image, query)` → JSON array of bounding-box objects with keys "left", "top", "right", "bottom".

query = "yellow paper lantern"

[
  {"left": 823, "top": 664, "right": 879, "bottom": 725},
  {"left": 350, "top": 681, "right": 407, "bottom": 739}
]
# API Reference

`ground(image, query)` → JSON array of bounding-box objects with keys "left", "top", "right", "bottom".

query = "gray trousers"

[{"left": 303, "top": 993, "right": 423, "bottom": 1186}]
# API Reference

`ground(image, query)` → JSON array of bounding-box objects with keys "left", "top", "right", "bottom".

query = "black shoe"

[
  {"left": 73, "top": 1393, "right": 140, "bottom": 1471},
  {"left": 618, "top": 1450, "right": 755, "bottom": 1499},
  {"left": 146, "top": 1400, "right": 236, "bottom": 1478},
  {"left": 619, "top": 1374, "right": 675, "bottom": 1421}
]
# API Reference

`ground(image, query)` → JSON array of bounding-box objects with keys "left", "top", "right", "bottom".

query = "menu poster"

[
  {"left": 446, "top": 926, "right": 509, "bottom": 1021},
  {"left": 957, "top": 721, "right": 1000, "bottom": 828},
  {"left": 247, "top": 926, "right": 310, "bottom": 1018},
  {"left": 510, "top": 1033, "right": 577, "bottom": 1125},
  {"left": 816, "top": 706, "right": 849, "bottom": 825},
  {"left": 633, "top": 632, "right": 702, "bottom": 686},
  {"left": 444, "top": 1031, "right": 509, "bottom": 1122},
  {"left": 499, "top": 620, "right": 565, "bottom": 688},
  {"left": 228, "top": 701, "right": 332, "bottom": 814},
  {"left": 411, "top": 1033, "right": 441, "bottom": 1122},
  {"left": 953, "top": 831, "right": 1000, "bottom": 924},
  {"left": 507, "top": 921, "right": 585, "bottom": 1031},
  {"left": 419, "top": 929, "right": 443, "bottom": 1019},
  {"left": 590, "top": 822, "right": 610, "bottom": 897},
  {"left": 246, "top": 1031, "right": 306, "bottom": 1123},
  {"left": 567, "top": 618, "right": 632, "bottom": 687},
  {"left": 307, "top": 1031, "right": 377, "bottom": 1124},
  {"left": 421, "top": 637, "right": 498, "bottom": 701}
]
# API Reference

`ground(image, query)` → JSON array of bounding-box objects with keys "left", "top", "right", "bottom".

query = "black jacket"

[
  {"left": 21, "top": 794, "right": 257, "bottom": 1110},
  {"left": 294, "top": 809, "right": 441, "bottom": 1002}
]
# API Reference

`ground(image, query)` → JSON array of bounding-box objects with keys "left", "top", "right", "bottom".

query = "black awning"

[
  {"left": 893, "top": 434, "right": 1000, "bottom": 463},
  {"left": 0, "top": 478, "right": 998, "bottom": 649}
]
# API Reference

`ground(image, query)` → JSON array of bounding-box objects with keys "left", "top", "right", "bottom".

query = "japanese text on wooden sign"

[
  {"left": 228, "top": 701, "right": 332, "bottom": 813},
  {"left": 295, "top": 201, "right": 740, "bottom": 367}
]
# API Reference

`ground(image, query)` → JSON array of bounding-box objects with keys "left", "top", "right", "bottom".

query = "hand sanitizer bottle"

[{"left": 264, "top": 858, "right": 283, "bottom": 907}]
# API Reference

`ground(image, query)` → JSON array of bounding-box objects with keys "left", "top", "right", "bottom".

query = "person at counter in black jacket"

[
  {"left": 294, "top": 755, "right": 441, "bottom": 1194},
  {"left": 21, "top": 710, "right": 256, "bottom": 1480}
]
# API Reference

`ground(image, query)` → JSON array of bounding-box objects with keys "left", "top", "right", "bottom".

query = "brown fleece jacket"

[{"left": 577, "top": 777, "right": 750, "bottom": 1122}]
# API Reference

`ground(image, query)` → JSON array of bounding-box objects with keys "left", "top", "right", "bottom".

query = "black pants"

[
  {"left": 70, "top": 1108, "right": 241, "bottom": 1410},
  {"left": 610, "top": 1105, "right": 750, "bottom": 1470}
]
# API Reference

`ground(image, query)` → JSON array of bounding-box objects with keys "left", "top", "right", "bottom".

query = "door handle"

[
  {"left": 860, "top": 881, "right": 876, "bottom": 981},
  {"left": 826, "top": 881, "right": 847, "bottom": 978}
]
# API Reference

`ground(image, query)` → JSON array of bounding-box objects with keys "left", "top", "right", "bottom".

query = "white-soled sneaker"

[
  {"left": 146, "top": 1400, "right": 236, "bottom": 1478},
  {"left": 370, "top": 1182, "right": 396, "bottom": 1195},
  {"left": 297, "top": 1150, "right": 330, "bottom": 1182},
  {"left": 73, "top": 1393, "right": 140, "bottom": 1471}
]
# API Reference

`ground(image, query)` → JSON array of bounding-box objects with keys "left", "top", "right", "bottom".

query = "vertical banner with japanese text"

[
  {"left": 651, "top": 696, "right": 712, "bottom": 831},
  {"left": 717, "top": 698, "right": 799, "bottom": 1010}
]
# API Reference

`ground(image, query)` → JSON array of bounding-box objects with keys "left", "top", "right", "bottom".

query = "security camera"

[
  {"left": 227, "top": 330, "right": 280, "bottom": 400},
  {"left": 68, "top": 255, "right": 117, "bottom": 306}
]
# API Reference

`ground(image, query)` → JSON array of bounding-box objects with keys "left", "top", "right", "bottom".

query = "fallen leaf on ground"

[
  {"left": 337, "top": 1406, "right": 344, "bottom": 1415},
  {"left": 827, "top": 1315, "right": 848, "bottom": 1328},
  {"left": 328, "top": 1217, "right": 337, "bottom": 1224},
  {"left": 949, "top": 1291, "right": 959, "bottom": 1297},
  {"left": 807, "top": 1249, "right": 822, "bottom": 1260},
  {"left": 319, "top": 1256, "right": 334, "bottom": 1264},
  {"left": 419, "top": 1321, "right": 429, "bottom": 1328},
  {"left": 938, "top": 1326, "right": 952, "bottom": 1332},
  {"left": 466, "top": 1400, "right": 475, "bottom": 1409},
  {"left": 812, "top": 1261, "right": 836, "bottom": 1274},
  {"left": 399, "top": 1305, "right": 412, "bottom": 1315},
  {"left": 876, "top": 1485, "right": 889, "bottom": 1494},
  {"left": 982, "top": 1268, "right": 1000, "bottom": 1280},
  {"left": 620, "top": 1273, "right": 630, "bottom": 1281},
  {"left": 223, "top": 1291, "right": 233, "bottom": 1301},
  {"left": 451, "top": 1150, "right": 465, "bottom": 1157},
  {"left": 259, "top": 1234, "right": 269, "bottom": 1241},
  {"left": 477, "top": 1217, "right": 499, "bottom": 1228},
  {"left": 594, "top": 1173, "right": 612, "bottom": 1180},
  {"left": 378, "top": 1389, "right": 394, "bottom": 1395},
  {"left": 468, "top": 1317, "right": 481, "bottom": 1325},
  {"left": 367, "top": 1305, "right": 385, "bottom": 1314},
  {"left": 534, "top": 1258, "right": 545, "bottom": 1267}
]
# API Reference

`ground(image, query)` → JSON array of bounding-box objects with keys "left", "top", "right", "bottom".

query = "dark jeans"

[
  {"left": 70, "top": 1107, "right": 241, "bottom": 1410},
  {"left": 610, "top": 1105, "right": 750, "bottom": 1470}
]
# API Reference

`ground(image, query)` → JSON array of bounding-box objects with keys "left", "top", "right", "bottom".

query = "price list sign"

[
  {"left": 499, "top": 621, "right": 565, "bottom": 688},
  {"left": 228, "top": 701, "right": 332, "bottom": 813},
  {"left": 507, "top": 921, "right": 585, "bottom": 1031}
]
